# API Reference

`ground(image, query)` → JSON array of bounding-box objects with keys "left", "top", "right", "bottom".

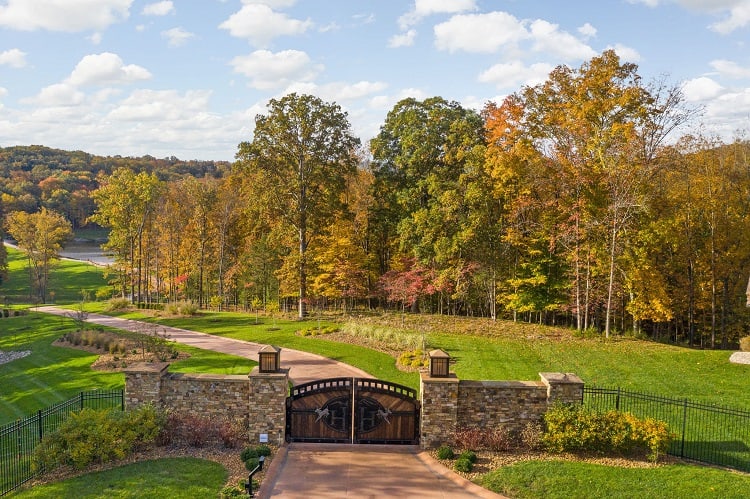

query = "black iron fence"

[
  {"left": 1, "top": 389, "right": 124, "bottom": 496},
  {"left": 583, "top": 386, "right": 750, "bottom": 472}
]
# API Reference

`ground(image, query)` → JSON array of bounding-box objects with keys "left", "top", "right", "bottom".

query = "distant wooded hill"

[{"left": 0, "top": 145, "right": 230, "bottom": 228}]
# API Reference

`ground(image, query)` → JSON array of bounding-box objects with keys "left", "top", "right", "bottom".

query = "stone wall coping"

[
  {"left": 459, "top": 380, "right": 545, "bottom": 389},
  {"left": 167, "top": 373, "right": 248, "bottom": 382},
  {"left": 420, "top": 372, "right": 460, "bottom": 383},
  {"left": 539, "top": 372, "right": 584, "bottom": 385},
  {"left": 123, "top": 362, "right": 170, "bottom": 374},
  {"left": 249, "top": 366, "right": 290, "bottom": 379}
]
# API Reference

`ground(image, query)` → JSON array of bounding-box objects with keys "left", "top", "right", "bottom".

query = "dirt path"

[{"left": 33, "top": 306, "right": 371, "bottom": 384}]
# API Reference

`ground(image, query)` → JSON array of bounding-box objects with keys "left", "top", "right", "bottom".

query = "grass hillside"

[{"left": 2, "top": 246, "right": 110, "bottom": 304}]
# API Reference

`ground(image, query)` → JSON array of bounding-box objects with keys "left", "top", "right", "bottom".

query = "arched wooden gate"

[{"left": 285, "top": 377, "right": 420, "bottom": 444}]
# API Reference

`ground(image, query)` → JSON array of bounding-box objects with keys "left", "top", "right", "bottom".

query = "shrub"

[
  {"left": 520, "top": 422, "right": 544, "bottom": 450},
  {"left": 244, "top": 457, "right": 261, "bottom": 471},
  {"left": 33, "top": 405, "right": 166, "bottom": 472},
  {"left": 255, "top": 444, "right": 272, "bottom": 457},
  {"left": 542, "top": 403, "right": 673, "bottom": 462},
  {"left": 453, "top": 426, "right": 514, "bottom": 452},
  {"left": 459, "top": 450, "right": 477, "bottom": 463},
  {"left": 220, "top": 484, "right": 246, "bottom": 498},
  {"left": 740, "top": 336, "right": 750, "bottom": 352},
  {"left": 436, "top": 445, "right": 455, "bottom": 460},
  {"left": 179, "top": 414, "right": 214, "bottom": 447},
  {"left": 106, "top": 298, "right": 131, "bottom": 311},
  {"left": 453, "top": 457, "right": 473, "bottom": 473},
  {"left": 218, "top": 418, "right": 248, "bottom": 449},
  {"left": 240, "top": 447, "right": 259, "bottom": 462}
]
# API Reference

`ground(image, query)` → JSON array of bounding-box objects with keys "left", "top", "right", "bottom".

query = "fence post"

[
  {"left": 616, "top": 387, "right": 620, "bottom": 411},
  {"left": 121, "top": 389, "right": 125, "bottom": 411},
  {"left": 79, "top": 391, "right": 84, "bottom": 411},
  {"left": 37, "top": 410, "right": 43, "bottom": 441},
  {"left": 680, "top": 398, "right": 688, "bottom": 458}
]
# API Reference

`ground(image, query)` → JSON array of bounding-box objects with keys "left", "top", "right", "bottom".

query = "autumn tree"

[
  {"left": 370, "top": 97, "right": 485, "bottom": 313},
  {"left": 235, "top": 93, "right": 360, "bottom": 318},
  {"left": 89, "top": 168, "right": 163, "bottom": 302},
  {"left": 5, "top": 207, "right": 72, "bottom": 302}
]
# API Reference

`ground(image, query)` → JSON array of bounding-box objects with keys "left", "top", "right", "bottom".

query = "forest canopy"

[{"left": 2, "top": 51, "right": 749, "bottom": 349}]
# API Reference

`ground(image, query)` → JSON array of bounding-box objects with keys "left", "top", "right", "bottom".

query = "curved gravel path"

[{"left": 33, "top": 306, "right": 371, "bottom": 384}]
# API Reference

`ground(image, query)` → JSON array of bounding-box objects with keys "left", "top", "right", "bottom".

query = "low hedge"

[{"left": 542, "top": 403, "right": 673, "bottom": 462}]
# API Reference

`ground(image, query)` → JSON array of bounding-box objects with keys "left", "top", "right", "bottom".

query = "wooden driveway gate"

[{"left": 285, "top": 377, "right": 420, "bottom": 444}]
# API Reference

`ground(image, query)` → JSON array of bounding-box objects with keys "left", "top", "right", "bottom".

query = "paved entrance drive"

[
  {"left": 33, "top": 306, "right": 369, "bottom": 383},
  {"left": 259, "top": 443, "right": 504, "bottom": 498}
]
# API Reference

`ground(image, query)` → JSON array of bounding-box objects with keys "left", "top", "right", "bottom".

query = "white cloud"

[
  {"left": 89, "top": 32, "right": 103, "bottom": 44},
  {"left": 311, "top": 81, "right": 389, "bottom": 102},
  {"left": 107, "top": 89, "right": 211, "bottom": 121},
  {"left": 142, "top": 1, "right": 174, "bottom": 16},
  {"left": 630, "top": 0, "right": 750, "bottom": 34},
  {"left": 228, "top": 49, "right": 322, "bottom": 90},
  {"left": 389, "top": 29, "right": 417, "bottom": 48},
  {"left": 0, "top": 48, "right": 27, "bottom": 68},
  {"left": 478, "top": 60, "right": 553, "bottom": 89},
  {"left": 682, "top": 76, "right": 725, "bottom": 101},
  {"left": 710, "top": 59, "right": 750, "bottom": 78},
  {"left": 0, "top": 0, "right": 132, "bottom": 32},
  {"left": 241, "top": 0, "right": 297, "bottom": 8},
  {"left": 0, "top": 87, "right": 8, "bottom": 98},
  {"left": 219, "top": 4, "right": 312, "bottom": 47},
  {"left": 162, "top": 27, "right": 194, "bottom": 47},
  {"left": 434, "top": 12, "right": 528, "bottom": 53},
  {"left": 66, "top": 53, "right": 151, "bottom": 86},
  {"left": 23, "top": 83, "right": 86, "bottom": 106},
  {"left": 529, "top": 20, "right": 596, "bottom": 61},
  {"left": 578, "top": 22, "right": 597, "bottom": 39},
  {"left": 398, "top": 0, "right": 478, "bottom": 29},
  {"left": 607, "top": 43, "right": 641, "bottom": 63}
]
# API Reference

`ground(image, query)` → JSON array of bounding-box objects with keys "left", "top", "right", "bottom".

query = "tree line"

[{"left": 2, "top": 50, "right": 749, "bottom": 349}]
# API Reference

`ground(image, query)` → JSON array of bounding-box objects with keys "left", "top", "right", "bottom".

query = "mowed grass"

[
  {"left": 3, "top": 246, "right": 110, "bottom": 304},
  {"left": 0, "top": 313, "right": 255, "bottom": 426},
  {"left": 11, "top": 458, "right": 226, "bottom": 498},
  {"left": 90, "top": 307, "right": 750, "bottom": 411},
  {"left": 478, "top": 460, "right": 750, "bottom": 499},
  {"left": 128, "top": 310, "right": 420, "bottom": 389},
  {"left": 0, "top": 313, "right": 125, "bottom": 424}
]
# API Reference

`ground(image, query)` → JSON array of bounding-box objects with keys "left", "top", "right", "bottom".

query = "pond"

[{"left": 59, "top": 238, "right": 113, "bottom": 266}]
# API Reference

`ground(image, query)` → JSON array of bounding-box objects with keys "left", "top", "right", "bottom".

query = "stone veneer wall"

[
  {"left": 421, "top": 372, "right": 583, "bottom": 449},
  {"left": 124, "top": 362, "right": 288, "bottom": 445}
]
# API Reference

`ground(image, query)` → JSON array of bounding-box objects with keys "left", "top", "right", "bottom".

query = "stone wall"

[
  {"left": 421, "top": 372, "right": 583, "bottom": 448},
  {"left": 124, "top": 362, "right": 288, "bottom": 445},
  {"left": 125, "top": 361, "right": 583, "bottom": 450}
]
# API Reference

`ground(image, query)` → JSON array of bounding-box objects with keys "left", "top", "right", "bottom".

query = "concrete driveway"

[
  {"left": 33, "top": 306, "right": 370, "bottom": 384},
  {"left": 258, "top": 443, "right": 505, "bottom": 498}
]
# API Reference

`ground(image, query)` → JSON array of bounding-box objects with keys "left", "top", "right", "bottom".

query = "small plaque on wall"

[{"left": 259, "top": 433, "right": 268, "bottom": 443}]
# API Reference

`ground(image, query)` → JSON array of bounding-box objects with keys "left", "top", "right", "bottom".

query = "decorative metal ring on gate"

[{"left": 316, "top": 396, "right": 390, "bottom": 433}]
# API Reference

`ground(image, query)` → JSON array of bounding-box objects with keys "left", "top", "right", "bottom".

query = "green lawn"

[
  {"left": 0, "top": 313, "right": 255, "bottom": 426},
  {"left": 91, "top": 308, "right": 750, "bottom": 411},
  {"left": 478, "top": 459, "right": 750, "bottom": 499},
  {"left": 112, "top": 310, "right": 420, "bottom": 389},
  {"left": 10, "top": 458, "right": 227, "bottom": 498},
  {"left": 3, "top": 247, "right": 110, "bottom": 305}
]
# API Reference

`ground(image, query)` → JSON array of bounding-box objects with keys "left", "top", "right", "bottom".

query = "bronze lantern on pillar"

[
  {"left": 429, "top": 349, "right": 450, "bottom": 377},
  {"left": 258, "top": 345, "right": 281, "bottom": 373}
]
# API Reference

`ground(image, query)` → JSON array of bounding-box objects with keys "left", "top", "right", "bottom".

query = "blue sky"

[{"left": 1, "top": 0, "right": 749, "bottom": 161}]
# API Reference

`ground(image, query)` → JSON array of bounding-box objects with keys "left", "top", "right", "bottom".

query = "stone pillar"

[
  {"left": 420, "top": 371, "right": 460, "bottom": 449},
  {"left": 540, "top": 372, "right": 584, "bottom": 404},
  {"left": 248, "top": 366, "right": 289, "bottom": 446},
  {"left": 123, "top": 362, "right": 170, "bottom": 409}
]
